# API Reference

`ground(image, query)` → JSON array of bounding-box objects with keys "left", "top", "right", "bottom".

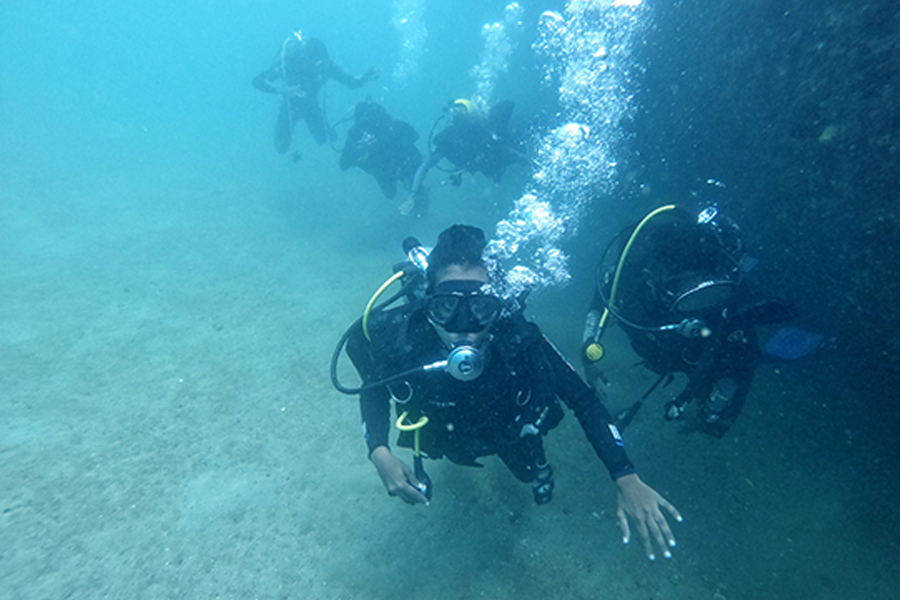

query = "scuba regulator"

[
  {"left": 331, "top": 236, "right": 494, "bottom": 396},
  {"left": 583, "top": 204, "right": 744, "bottom": 365},
  {"left": 583, "top": 204, "right": 745, "bottom": 429}
]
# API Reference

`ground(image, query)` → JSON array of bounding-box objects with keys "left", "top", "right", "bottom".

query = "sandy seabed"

[{"left": 1, "top": 134, "right": 897, "bottom": 600}]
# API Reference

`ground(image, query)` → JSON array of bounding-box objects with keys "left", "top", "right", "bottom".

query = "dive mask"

[
  {"left": 427, "top": 280, "right": 503, "bottom": 334},
  {"left": 666, "top": 276, "right": 736, "bottom": 313}
]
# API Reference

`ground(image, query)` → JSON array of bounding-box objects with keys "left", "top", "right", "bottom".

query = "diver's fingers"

[
  {"left": 387, "top": 480, "right": 427, "bottom": 505},
  {"left": 657, "top": 499, "right": 682, "bottom": 551},
  {"left": 635, "top": 516, "right": 654, "bottom": 560},
  {"left": 616, "top": 508, "right": 631, "bottom": 545},
  {"left": 401, "top": 483, "right": 429, "bottom": 505},
  {"left": 646, "top": 514, "right": 671, "bottom": 559},
  {"left": 656, "top": 514, "right": 677, "bottom": 556},
  {"left": 401, "top": 473, "right": 429, "bottom": 505},
  {"left": 381, "top": 462, "right": 423, "bottom": 505},
  {"left": 660, "top": 497, "right": 683, "bottom": 524}
]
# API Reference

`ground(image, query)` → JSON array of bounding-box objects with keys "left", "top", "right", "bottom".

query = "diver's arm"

[
  {"left": 411, "top": 152, "right": 441, "bottom": 194},
  {"left": 539, "top": 336, "right": 635, "bottom": 479},
  {"left": 339, "top": 128, "right": 362, "bottom": 171},
  {"left": 538, "top": 336, "right": 682, "bottom": 559},
  {"left": 346, "top": 326, "right": 426, "bottom": 504},
  {"left": 410, "top": 154, "right": 433, "bottom": 196},
  {"left": 400, "top": 152, "right": 439, "bottom": 215},
  {"left": 251, "top": 66, "right": 282, "bottom": 94},
  {"left": 359, "top": 389, "right": 392, "bottom": 456},
  {"left": 351, "top": 351, "right": 430, "bottom": 503},
  {"left": 345, "top": 322, "right": 393, "bottom": 454},
  {"left": 327, "top": 61, "right": 379, "bottom": 89}
]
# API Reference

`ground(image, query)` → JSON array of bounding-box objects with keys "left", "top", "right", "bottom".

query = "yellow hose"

[
  {"left": 596, "top": 204, "right": 677, "bottom": 343},
  {"left": 396, "top": 411, "right": 429, "bottom": 456},
  {"left": 608, "top": 204, "right": 676, "bottom": 308},
  {"left": 362, "top": 271, "right": 405, "bottom": 341}
]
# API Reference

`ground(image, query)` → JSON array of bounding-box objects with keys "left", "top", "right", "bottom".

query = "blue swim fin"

[{"left": 762, "top": 326, "right": 824, "bottom": 360}]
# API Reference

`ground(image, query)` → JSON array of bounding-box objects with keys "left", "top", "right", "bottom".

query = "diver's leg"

[
  {"left": 274, "top": 98, "right": 294, "bottom": 154},
  {"left": 498, "top": 436, "right": 554, "bottom": 504},
  {"left": 706, "top": 372, "right": 753, "bottom": 437},
  {"left": 306, "top": 103, "right": 328, "bottom": 145},
  {"left": 700, "top": 336, "right": 760, "bottom": 436}
]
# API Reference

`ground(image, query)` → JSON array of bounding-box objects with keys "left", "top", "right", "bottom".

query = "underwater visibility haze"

[{"left": 1, "top": 0, "right": 898, "bottom": 599}]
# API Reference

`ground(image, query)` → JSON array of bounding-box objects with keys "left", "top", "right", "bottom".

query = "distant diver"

[
  {"left": 402, "top": 98, "right": 529, "bottom": 215},
  {"left": 252, "top": 31, "right": 379, "bottom": 154},
  {"left": 339, "top": 100, "right": 427, "bottom": 211}
]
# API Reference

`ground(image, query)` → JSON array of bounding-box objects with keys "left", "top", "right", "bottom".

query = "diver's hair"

[{"left": 426, "top": 224, "right": 486, "bottom": 289}]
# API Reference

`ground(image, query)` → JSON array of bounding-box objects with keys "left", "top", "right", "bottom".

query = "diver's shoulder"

[
  {"left": 367, "top": 301, "right": 414, "bottom": 325},
  {"left": 495, "top": 313, "right": 542, "bottom": 348},
  {"left": 365, "top": 302, "right": 428, "bottom": 343}
]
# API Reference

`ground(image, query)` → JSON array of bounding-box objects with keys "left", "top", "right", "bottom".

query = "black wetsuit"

[
  {"left": 587, "top": 209, "right": 796, "bottom": 436},
  {"left": 252, "top": 39, "right": 371, "bottom": 152},
  {"left": 340, "top": 102, "right": 422, "bottom": 199},
  {"left": 589, "top": 277, "right": 794, "bottom": 437},
  {"left": 347, "top": 303, "right": 635, "bottom": 484},
  {"left": 431, "top": 100, "right": 525, "bottom": 183}
]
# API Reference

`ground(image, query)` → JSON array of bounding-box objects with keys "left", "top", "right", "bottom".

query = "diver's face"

[{"left": 429, "top": 265, "right": 495, "bottom": 347}]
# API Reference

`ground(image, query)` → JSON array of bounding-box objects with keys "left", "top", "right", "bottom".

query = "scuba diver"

[
  {"left": 581, "top": 204, "right": 796, "bottom": 438},
  {"left": 339, "top": 100, "right": 427, "bottom": 208},
  {"left": 252, "top": 31, "right": 379, "bottom": 155},
  {"left": 332, "top": 224, "right": 682, "bottom": 561},
  {"left": 401, "top": 99, "right": 529, "bottom": 215}
]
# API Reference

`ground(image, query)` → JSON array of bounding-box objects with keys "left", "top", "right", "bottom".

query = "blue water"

[{"left": 2, "top": 1, "right": 898, "bottom": 599}]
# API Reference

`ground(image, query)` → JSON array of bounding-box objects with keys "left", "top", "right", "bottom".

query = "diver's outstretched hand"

[
  {"left": 400, "top": 188, "right": 428, "bottom": 217},
  {"left": 370, "top": 446, "right": 429, "bottom": 505},
  {"left": 399, "top": 194, "right": 416, "bottom": 216},
  {"left": 273, "top": 82, "right": 306, "bottom": 98},
  {"left": 615, "top": 473, "right": 682, "bottom": 560},
  {"left": 363, "top": 66, "right": 381, "bottom": 83}
]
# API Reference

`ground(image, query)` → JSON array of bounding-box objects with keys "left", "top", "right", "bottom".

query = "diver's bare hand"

[
  {"left": 370, "top": 446, "right": 429, "bottom": 505},
  {"left": 399, "top": 195, "right": 416, "bottom": 216},
  {"left": 274, "top": 82, "right": 305, "bottom": 98},
  {"left": 615, "top": 473, "right": 682, "bottom": 560},
  {"left": 363, "top": 66, "right": 381, "bottom": 82}
]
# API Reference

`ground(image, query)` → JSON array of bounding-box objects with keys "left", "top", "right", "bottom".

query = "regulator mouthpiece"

[
  {"left": 446, "top": 345, "right": 484, "bottom": 381},
  {"left": 679, "top": 318, "right": 712, "bottom": 339}
]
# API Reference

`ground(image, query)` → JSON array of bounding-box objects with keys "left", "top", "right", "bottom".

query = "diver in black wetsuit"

[
  {"left": 339, "top": 224, "right": 681, "bottom": 561},
  {"left": 582, "top": 205, "right": 795, "bottom": 437},
  {"left": 252, "top": 31, "right": 378, "bottom": 154},
  {"left": 339, "top": 100, "right": 426, "bottom": 208},
  {"left": 402, "top": 99, "right": 528, "bottom": 215}
]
